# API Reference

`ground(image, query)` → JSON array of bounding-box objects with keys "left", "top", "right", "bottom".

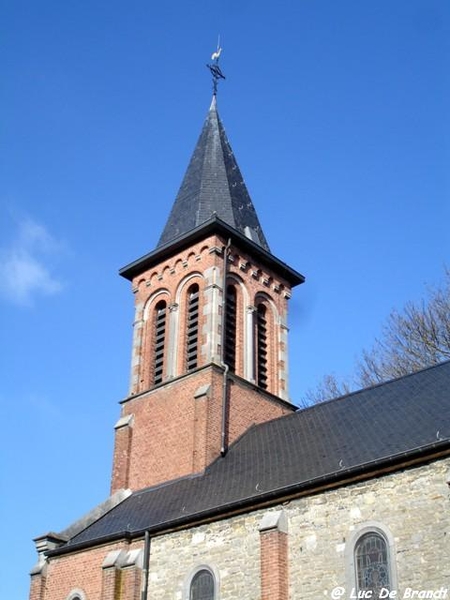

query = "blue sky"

[{"left": 1, "top": 1, "right": 449, "bottom": 597}]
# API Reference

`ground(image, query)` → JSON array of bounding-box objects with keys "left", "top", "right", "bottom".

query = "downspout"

[
  {"left": 141, "top": 530, "right": 151, "bottom": 600},
  {"left": 220, "top": 238, "right": 232, "bottom": 456}
]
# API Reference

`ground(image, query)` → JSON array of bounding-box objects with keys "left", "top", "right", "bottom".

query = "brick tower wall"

[
  {"left": 111, "top": 364, "right": 293, "bottom": 493},
  {"left": 111, "top": 232, "right": 295, "bottom": 493}
]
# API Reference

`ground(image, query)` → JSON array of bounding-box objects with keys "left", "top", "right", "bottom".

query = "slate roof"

[
  {"left": 54, "top": 361, "right": 450, "bottom": 554},
  {"left": 157, "top": 96, "right": 270, "bottom": 252}
]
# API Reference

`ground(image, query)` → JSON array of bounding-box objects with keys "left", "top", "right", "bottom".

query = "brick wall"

[
  {"left": 127, "top": 233, "right": 293, "bottom": 399},
  {"left": 259, "top": 511, "right": 289, "bottom": 600},
  {"left": 111, "top": 232, "right": 296, "bottom": 493},
  {"left": 31, "top": 542, "right": 126, "bottom": 600},
  {"left": 111, "top": 364, "right": 293, "bottom": 493}
]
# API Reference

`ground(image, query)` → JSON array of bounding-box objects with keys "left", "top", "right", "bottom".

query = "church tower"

[{"left": 110, "top": 93, "right": 304, "bottom": 494}]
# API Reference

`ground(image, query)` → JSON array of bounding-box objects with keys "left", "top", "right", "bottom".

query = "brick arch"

[
  {"left": 148, "top": 270, "right": 160, "bottom": 286},
  {"left": 174, "top": 257, "right": 184, "bottom": 272},
  {"left": 174, "top": 272, "right": 204, "bottom": 303},
  {"left": 254, "top": 290, "right": 278, "bottom": 312},
  {"left": 143, "top": 289, "right": 171, "bottom": 322},
  {"left": 136, "top": 277, "right": 146, "bottom": 290}
]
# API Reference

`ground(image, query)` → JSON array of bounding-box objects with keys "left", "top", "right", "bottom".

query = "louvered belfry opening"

[
  {"left": 153, "top": 300, "right": 167, "bottom": 385},
  {"left": 256, "top": 303, "right": 268, "bottom": 389},
  {"left": 186, "top": 283, "right": 200, "bottom": 371},
  {"left": 224, "top": 284, "right": 237, "bottom": 372}
]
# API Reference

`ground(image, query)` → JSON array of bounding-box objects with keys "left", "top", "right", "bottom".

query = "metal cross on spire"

[{"left": 206, "top": 37, "right": 226, "bottom": 96}]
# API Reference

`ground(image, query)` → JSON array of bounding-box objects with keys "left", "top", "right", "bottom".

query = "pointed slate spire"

[{"left": 157, "top": 97, "right": 270, "bottom": 252}]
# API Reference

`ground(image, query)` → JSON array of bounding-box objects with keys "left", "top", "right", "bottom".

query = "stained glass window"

[{"left": 355, "top": 532, "right": 391, "bottom": 595}]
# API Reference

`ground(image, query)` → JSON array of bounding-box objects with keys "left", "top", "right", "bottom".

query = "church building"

[{"left": 30, "top": 75, "right": 450, "bottom": 600}]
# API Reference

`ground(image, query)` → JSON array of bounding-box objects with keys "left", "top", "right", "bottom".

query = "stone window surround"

[
  {"left": 66, "top": 589, "right": 87, "bottom": 600},
  {"left": 345, "top": 521, "right": 398, "bottom": 593},
  {"left": 183, "top": 563, "right": 220, "bottom": 600}
]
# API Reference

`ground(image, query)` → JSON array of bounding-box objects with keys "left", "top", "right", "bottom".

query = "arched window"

[
  {"left": 255, "top": 303, "right": 268, "bottom": 389},
  {"left": 224, "top": 284, "right": 237, "bottom": 372},
  {"left": 153, "top": 299, "right": 167, "bottom": 385},
  {"left": 66, "top": 590, "right": 86, "bottom": 600},
  {"left": 190, "top": 569, "right": 214, "bottom": 600},
  {"left": 186, "top": 283, "right": 200, "bottom": 371},
  {"left": 355, "top": 532, "right": 391, "bottom": 595}
]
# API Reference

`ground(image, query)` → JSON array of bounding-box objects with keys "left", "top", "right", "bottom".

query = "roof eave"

[
  {"left": 45, "top": 439, "right": 450, "bottom": 558},
  {"left": 119, "top": 216, "right": 305, "bottom": 286}
]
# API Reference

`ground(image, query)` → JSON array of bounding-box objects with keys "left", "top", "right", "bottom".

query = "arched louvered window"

[
  {"left": 186, "top": 283, "right": 200, "bottom": 371},
  {"left": 355, "top": 532, "right": 391, "bottom": 595},
  {"left": 224, "top": 284, "right": 237, "bottom": 372},
  {"left": 190, "top": 569, "right": 214, "bottom": 600},
  {"left": 153, "top": 300, "right": 167, "bottom": 385},
  {"left": 256, "top": 303, "right": 268, "bottom": 389}
]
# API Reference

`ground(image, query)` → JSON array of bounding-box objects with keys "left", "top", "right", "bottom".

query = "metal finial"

[{"left": 206, "top": 37, "right": 225, "bottom": 96}]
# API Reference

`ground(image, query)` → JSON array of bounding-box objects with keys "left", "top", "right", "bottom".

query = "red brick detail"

[
  {"left": 121, "top": 567, "right": 141, "bottom": 600},
  {"left": 101, "top": 567, "right": 122, "bottom": 600},
  {"left": 33, "top": 542, "right": 125, "bottom": 600},
  {"left": 111, "top": 421, "right": 133, "bottom": 494},
  {"left": 29, "top": 542, "right": 145, "bottom": 600},
  {"left": 129, "top": 234, "right": 292, "bottom": 398},
  {"left": 111, "top": 365, "right": 293, "bottom": 492},
  {"left": 29, "top": 574, "right": 46, "bottom": 600},
  {"left": 260, "top": 529, "right": 289, "bottom": 600},
  {"left": 130, "top": 240, "right": 221, "bottom": 396}
]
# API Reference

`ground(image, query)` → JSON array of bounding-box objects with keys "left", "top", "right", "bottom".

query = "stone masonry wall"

[
  {"left": 143, "top": 457, "right": 449, "bottom": 600},
  {"left": 287, "top": 457, "right": 450, "bottom": 599},
  {"left": 147, "top": 512, "right": 263, "bottom": 600}
]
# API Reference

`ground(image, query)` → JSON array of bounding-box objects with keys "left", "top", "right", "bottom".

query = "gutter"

[
  {"left": 141, "top": 531, "right": 151, "bottom": 600},
  {"left": 220, "top": 238, "right": 232, "bottom": 456},
  {"left": 46, "top": 438, "right": 450, "bottom": 558}
]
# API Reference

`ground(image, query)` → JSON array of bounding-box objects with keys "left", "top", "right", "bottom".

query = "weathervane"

[{"left": 206, "top": 37, "right": 225, "bottom": 96}]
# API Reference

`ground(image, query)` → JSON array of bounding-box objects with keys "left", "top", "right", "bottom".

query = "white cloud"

[{"left": 0, "top": 216, "right": 64, "bottom": 306}]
